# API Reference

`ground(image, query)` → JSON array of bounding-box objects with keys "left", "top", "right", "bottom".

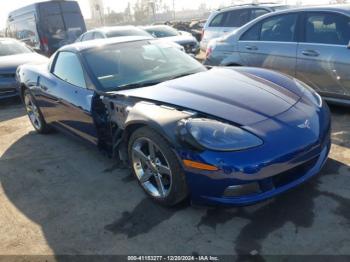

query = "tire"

[
  {"left": 23, "top": 89, "right": 50, "bottom": 134},
  {"left": 128, "top": 127, "right": 188, "bottom": 206}
]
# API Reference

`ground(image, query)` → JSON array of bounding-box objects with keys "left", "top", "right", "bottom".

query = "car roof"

[
  {"left": 89, "top": 25, "right": 142, "bottom": 34},
  {"left": 59, "top": 36, "right": 153, "bottom": 53},
  {"left": 216, "top": 3, "right": 288, "bottom": 12},
  {"left": 233, "top": 4, "right": 350, "bottom": 37},
  {"left": 279, "top": 4, "right": 350, "bottom": 15},
  {"left": 246, "top": 4, "right": 350, "bottom": 18},
  {"left": 8, "top": 1, "right": 79, "bottom": 19},
  {"left": 143, "top": 25, "right": 173, "bottom": 29}
]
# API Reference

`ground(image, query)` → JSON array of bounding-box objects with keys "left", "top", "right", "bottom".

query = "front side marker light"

[{"left": 183, "top": 159, "right": 218, "bottom": 171}]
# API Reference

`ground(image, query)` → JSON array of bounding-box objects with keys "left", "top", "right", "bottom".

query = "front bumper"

[
  {"left": 0, "top": 78, "right": 19, "bottom": 99},
  {"left": 178, "top": 100, "right": 331, "bottom": 206},
  {"left": 186, "top": 142, "right": 329, "bottom": 206}
]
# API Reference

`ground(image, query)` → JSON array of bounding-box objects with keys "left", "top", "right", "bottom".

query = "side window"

[
  {"left": 251, "top": 9, "right": 270, "bottom": 20},
  {"left": 93, "top": 32, "right": 104, "bottom": 39},
  {"left": 225, "top": 9, "right": 251, "bottom": 27},
  {"left": 43, "top": 14, "right": 65, "bottom": 41},
  {"left": 260, "top": 13, "right": 297, "bottom": 42},
  {"left": 240, "top": 23, "right": 261, "bottom": 41},
  {"left": 39, "top": 3, "right": 60, "bottom": 16},
  {"left": 53, "top": 52, "right": 86, "bottom": 88},
  {"left": 82, "top": 32, "right": 94, "bottom": 41},
  {"left": 10, "top": 17, "right": 40, "bottom": 49},
  {"left": 62, "top": 13, "right": 85, "bottom": 42},
  {"left": 305, "top": 12, "right": 350, "bottom": 45},
  {"left": 209, "top": 12, "right": 227, "bottom": 27}
]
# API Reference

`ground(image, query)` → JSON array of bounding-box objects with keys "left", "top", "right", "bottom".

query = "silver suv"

[
  {"left": 204, "top": 5, "right": 350, "bottom": 105},
  {"left": 200, "top": 4, "right": 289, "bottom": 52}
]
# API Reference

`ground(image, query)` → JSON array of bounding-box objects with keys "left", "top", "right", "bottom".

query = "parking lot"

[{"left": 0, "top": 98, "right": 349, "bottom": 257}]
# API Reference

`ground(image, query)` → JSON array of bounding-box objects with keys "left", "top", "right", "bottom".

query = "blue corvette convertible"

[{"left": 17, "top": 36, "right": 331, "bottom": 206}]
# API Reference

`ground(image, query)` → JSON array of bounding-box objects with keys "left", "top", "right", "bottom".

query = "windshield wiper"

[
  {"left": 114, "top": 72, "right": 197, "bottom": 91},
  {"left": 117, "top": 80, "right": 162, "bottom": 91}
]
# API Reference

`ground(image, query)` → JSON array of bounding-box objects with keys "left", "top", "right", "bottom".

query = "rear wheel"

[
  {"left": 24, "top": 90, "right": 50, "bottom": 134},
  {"left": 128, "top": 127, "right": 188, "bottom": 206}
]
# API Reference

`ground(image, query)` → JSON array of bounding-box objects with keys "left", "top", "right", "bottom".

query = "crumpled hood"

[
  {"left": 0, "top": 53, "right": 48, "bottom": 73},
  {"left": 114, "top": 67, "right": 301, "bottom": 126}
]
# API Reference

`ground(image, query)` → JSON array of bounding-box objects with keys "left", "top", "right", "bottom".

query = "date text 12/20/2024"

[{"left": 128, "top": 256, "right": 219, "bottom": 261}]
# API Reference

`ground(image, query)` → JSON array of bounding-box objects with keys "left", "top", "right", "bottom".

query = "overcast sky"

[{"left": 0, "top": 0, "right": 340, "bottom": 29}]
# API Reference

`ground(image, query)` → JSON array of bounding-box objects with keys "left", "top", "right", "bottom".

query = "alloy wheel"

[
  {"left": 131, "top": 137, "right": 172, "bottom": 199},
  {"left": 24, "top": 94, "right": 42, "bottom": 130}
]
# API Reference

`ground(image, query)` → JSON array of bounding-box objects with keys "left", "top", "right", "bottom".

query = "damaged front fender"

[{"left": 102, "top": 95, "right": 196, "bottom": 160}]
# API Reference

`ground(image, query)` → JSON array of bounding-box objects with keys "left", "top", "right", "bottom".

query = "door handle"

[
  {"left": 246, "top": 45, "right": 258, "bottom": 51},
  {"left": 301, "top": 50, "right": 319, "bottom": 57}
]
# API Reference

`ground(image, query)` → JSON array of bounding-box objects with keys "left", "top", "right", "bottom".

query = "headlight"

[{"left": 179, "top": 118, "right": 263, "bottom": 151}]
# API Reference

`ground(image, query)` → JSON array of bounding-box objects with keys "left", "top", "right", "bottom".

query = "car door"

[
  {"left": 238, "top": 12, "right": 299, "bottom": 77},
  {"left": 296, "top": 11, "right": 350, "bottom": 98},
  {"left": 48, "top": 51, "right": 98, "bottom": 144}
]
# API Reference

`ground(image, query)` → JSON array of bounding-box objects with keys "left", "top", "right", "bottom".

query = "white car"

[{"left": 200, "top": 3, "right": 289, "bottom": 52}]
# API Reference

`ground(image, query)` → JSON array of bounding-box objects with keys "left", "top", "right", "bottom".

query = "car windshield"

[
  {"left": 145, "top": 26, "right": 179, "bottom": 38},
  {"left": 106, "top": 28, "right": 152, "bottom": 38},
  {"left": 0, "top": 40, "right": 32, "bottom": 56},
  {"left": 83, "top": 40, "right": 206, "bottom": 91}
]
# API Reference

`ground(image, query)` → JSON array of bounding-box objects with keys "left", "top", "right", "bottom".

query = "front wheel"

[
  {"left": 24, "top": 90, "right": 50, "bottom": 134},
  {"left": 128, "top": 127, "right": 188, "bottom": 206}
]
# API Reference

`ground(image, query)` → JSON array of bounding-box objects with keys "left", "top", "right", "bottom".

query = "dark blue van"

[{"left": 6, "top": 1, "right": 86, "bottom": 56}]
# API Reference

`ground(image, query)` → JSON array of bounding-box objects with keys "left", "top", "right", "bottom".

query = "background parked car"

[
  {"left": 76, "top": 26, "right": 152, "bottom": 42},
  {"left": 143, "top": 25, "right": 200, "bottom": 55},
  {"left": 204, "top": 5, "right": 350, "bottom": 106},
  {"left": 6, "top": 0, "right": 86, "bottom": 56},
  {"left": 76, "top": 26, "right": 185, "bottom": 53},
  {"left": 200, "top": 3, "right": 290, "bottom": 52},
  {"left": 0, "top": 38, "right": 48, "bottom": 99},
  {"left": 166, "top": 19, "right": 207, "bottom": 41}
]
